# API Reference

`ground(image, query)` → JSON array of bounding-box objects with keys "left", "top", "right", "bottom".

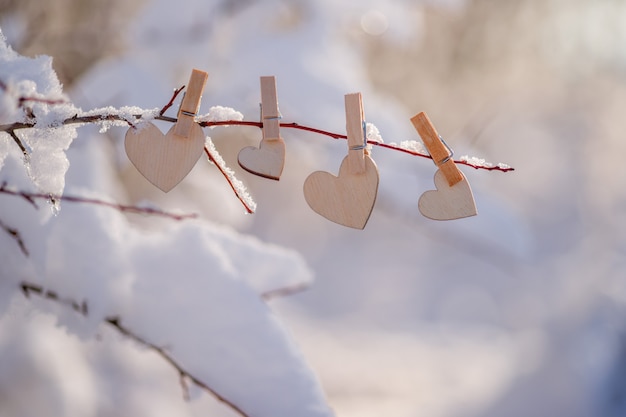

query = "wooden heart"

[
  {"left": 237, "top": 139, "right": 285, "bottom": 180},
  {"left": 125, "top": 121, "right": 205, "bottom": 192},
  {"left": 303, "top": 155, "right": 379, "bottom": 229},
  {"left": 418, "top": 169, "right": 477, "bottom": 220}
]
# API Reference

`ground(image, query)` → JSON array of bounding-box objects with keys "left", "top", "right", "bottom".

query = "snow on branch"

[
  {"left": 1, "top": 115, "right": 515, "bottom": 172},
  {"left": 0, "top": 80, "right": 514, "bottom": 173},
  {"left": 204, "top": 138, "right": 257, "bottom": 214},
  {"left": 0, "top": 77, "right": 67, "bottom": 108},
  {"left": 18, "top": 278, "right": 314, "bottom": 417},
  {"left": 0, "top": 78, "right": 513, "bottom": 220},
  {"left": 0, "top": 77, "right": 514, "bottom": 231},
  {"left": 19, "top": 281, "right": 251, "bottom": 417}
]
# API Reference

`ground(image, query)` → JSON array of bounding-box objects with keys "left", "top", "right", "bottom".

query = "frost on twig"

[
  {"left": 197, "top": 105, "right": 244, "bottom": 125},
  {"left": 460, "top": 155, "right": 512, "bottom": 171},
  {"left": 79, "top": 106, "right": 160, "bottom": 133},
  {"left": 1, "top": 98, "right": 514, "bottom": 174},
  {"left": 204, "top": 137, "right": 257, "bottom": 213},
  {"left": 0, "top": 43, "right": 512, "bottom": 226}
]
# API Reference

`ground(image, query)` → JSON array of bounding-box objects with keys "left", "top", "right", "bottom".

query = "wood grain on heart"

[
  {"left": 238, "top": 140, "right": 285, "bottom": 180},
  {"left": 418, "top": 169, "right": 477, "bottom": 220},
  {"left": 125, "top": 121, "right": 205, "bottom": 192},
  {"left": 238, "top": 76, "right": 285, "bottom": 180},
  {"left": 303, "top": 155, "right": 378, "bottom": 229},
  {"left": 125, "top": 69, "right": 208, "bottom": 192},
  {"left": 303, "top": 93, "right": 379, "bottom": 229}
]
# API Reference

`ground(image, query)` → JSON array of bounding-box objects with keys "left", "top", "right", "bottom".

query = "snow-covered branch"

[
  {"left": 204, "top": 139, "right": 257, "bottom": 214},
  {"left": 1, "top": 114, "right": 514, "bottom": 172},
  {"left": 0, "top": 77, "right": 67, "bottom": 107},
  {"left": 19, "top": 281, "right": 251, "bottom": 417},
  {"left": 18, "top": 278, "right": 315, "bottom": 417},
  {"left": 0, "top": 78, "right": 514, "bottom": 173}
]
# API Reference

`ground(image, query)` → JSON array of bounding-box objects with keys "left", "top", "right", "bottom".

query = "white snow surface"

[
  {"left": 0, "top": 19, "right": 330, "bottom": 417},
  {"left": 0, "top": 30, "right": 78, "bottom": 195},
  {"left": 0, "top": 138, "right": 328, "bottom": 417},
  {"left": 198, "top": 105, "right": 245, "bottom": 124},
  {"left": 0, "top": 3, "right": 527, "bottom": 416}
]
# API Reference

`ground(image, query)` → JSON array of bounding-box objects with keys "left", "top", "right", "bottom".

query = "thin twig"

[
  {"left": 199, "top": 120, "right": 262, "bottom": 129},
  {"left": 0, "top": 78, "right": 514, "bottom": 171},
  {"left": 261, "top": 282, "right": 310, "bottom": 301},
  {"left": 21, "top": 282, "right": 86, "bottom": 315},
  {"left": 0, "top": 114, "right": 514, "bottom": 172},
  {"left": 0, "top": 184, "right": 197, "bottom": 221},
  {"left": 19, "top": 281, "right": 251, "bottom": 417},
  {"left": 0, "top": 182, "right": 38, "bottom": 209},
  {"left": 18, "top": 96, "right": 67, "bottom": 107},
  {"left": 104, "top": 317, "right": 250, "bottom": 417},
  {"left": 278, "top": 122, "right": 344, "bottom": 139},
  {"left": 6, "top": 130, "right": 28, "bottom": 158},
  {"left": 0, "top": 219, "right": 29, "bottom": 256},
  {"left": 160, "top": 85, "right": 186, "bottom": 117},
  {"left": 204, "top": 144, "right": 256, "bottom": 214},
  {"left": 0, "top": 78, "right": 66, "bottom": 107},
  {"left": 279, "top": 122, "right": 514, "bottom": 171},
  {"left": 0, "top": 113, "right": 175, "bottom": 131}
]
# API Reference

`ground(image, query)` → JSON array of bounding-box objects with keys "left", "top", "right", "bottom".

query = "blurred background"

[{"left": 1, "top": 0, "right": 626, "bottom": 416}]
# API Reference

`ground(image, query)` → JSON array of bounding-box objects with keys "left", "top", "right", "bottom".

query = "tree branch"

[
  {"left": 6, "top": 130, "right": 29, "bottom": 158},
  {"left": 0, "top": 183, "right": 198, "bottom": 221},
  {"left": 204, "top": 140, "right": 256, "bottom": 214},
  {"left": 19, "top": 281, "right": 251, "bottom": 417},
  {"left": 160, "top": 85, "right": 186, "bottom": 117},
  {"left": 0, "top": 84, "right": 512, "bottom": 221},
  {"left": 261, "top": 282, "right": 310, "bottom": 301},
  {"left": 0, "top": 79, "right": 67, "bottom": 108},
  {"left": 104, "top": 316, "right": 251, "bottom": 417},
  {"left": 0, "top": 114, "right": 514, "bottom": 172},
  {"left": 21, "top": 282, "right": 87, "bottom": 315},
  {"left": 0, "top": 218, "right": 29, "bottom": 257}
]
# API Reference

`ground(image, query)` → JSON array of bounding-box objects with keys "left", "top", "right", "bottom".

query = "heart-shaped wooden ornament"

[
  {"left": 418, "top": 169, "right": 477, "bottom": 220},
  {"left": 303, "top": 154, "right": 379, "bottom": 229},
  {"left": 237, "top": 139, "right": 285, "bottom": 180},
  {"left": 125, "top": 121, "right": 205, "bottom": 192}
]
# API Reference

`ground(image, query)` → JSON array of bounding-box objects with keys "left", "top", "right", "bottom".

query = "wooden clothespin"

[
  {"left": 410, "top": 112, "right": 477, "bottom": 220},
  {"left": 260, "top": 76, "right": 281, "bottom": 141},
  {"left": 303, "top": 93, "right": 379, "bottom": 229},
  {"left": 238, "top": 76, "right": 286, "bottom": 180},
  {"left": 173, "top": 69, "right": 209, "bottom": 138},
  {"left": 345, "top": 92, "right": 368, "bottom": 175},
  {"left": 124, "top": 69, "right": 208, "bottom": 192}
]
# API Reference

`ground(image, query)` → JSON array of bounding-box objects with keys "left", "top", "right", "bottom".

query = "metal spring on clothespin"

[
  {"left": 349, "top": 121, "right": 368, "bottom": 151},
  {"left": 434, "top": 135, "right": 453, "bottom": 166}
]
